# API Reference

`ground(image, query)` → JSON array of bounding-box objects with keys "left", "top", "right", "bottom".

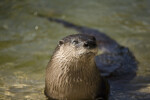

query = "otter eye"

[{"left": 72, "top": 40, "right": 78, "bottom": 45}]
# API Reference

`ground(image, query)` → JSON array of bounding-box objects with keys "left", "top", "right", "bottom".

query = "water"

[{"left": 0, "top": 0, "right": 150, "bottom": 100}]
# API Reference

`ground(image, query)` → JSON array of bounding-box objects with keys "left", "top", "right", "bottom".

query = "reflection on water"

[{"left": 0, "top": 0, "right": 150, "bottom": 100}]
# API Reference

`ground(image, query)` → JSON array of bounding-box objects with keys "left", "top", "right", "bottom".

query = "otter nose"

[{"left": 83, "top": 40, "right": 97, "bottom": 49}]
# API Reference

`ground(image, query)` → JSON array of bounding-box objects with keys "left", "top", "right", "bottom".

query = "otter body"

[{"left": 45, "top": 34, "right": 109, "bottom": 100}]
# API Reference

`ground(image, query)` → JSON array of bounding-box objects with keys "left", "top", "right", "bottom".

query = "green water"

[{"left": 0, "top": 0, "right": 150, "bottom": 100}]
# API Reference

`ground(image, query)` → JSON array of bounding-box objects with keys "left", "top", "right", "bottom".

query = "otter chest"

[{"left": 47, "top": 70, "right": 100, "bottom": 99}]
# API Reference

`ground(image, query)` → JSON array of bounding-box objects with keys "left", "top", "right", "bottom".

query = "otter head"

[{"left": 56, "top": 34, "right": 98, "bottom": 61}]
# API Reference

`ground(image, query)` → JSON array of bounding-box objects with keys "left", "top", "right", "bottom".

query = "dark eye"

[{"left": 72, "top": 40, "right": 79, "bottom": 44}]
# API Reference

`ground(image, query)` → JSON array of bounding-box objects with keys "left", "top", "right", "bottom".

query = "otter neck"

[{"left": 51, "top": 51, "right": 96, "bottom": 73}]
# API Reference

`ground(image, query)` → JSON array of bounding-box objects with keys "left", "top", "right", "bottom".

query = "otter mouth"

[
  {"left": 86, "top": 52, "right": 96, "bottom": 55},
  {"left": 82, "top": 48, "right": 98, "bottom": 56}
]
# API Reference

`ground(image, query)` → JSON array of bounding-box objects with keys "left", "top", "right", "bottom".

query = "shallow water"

[{"left": 0, "top": 0, "right": 150, "bottom": 100}]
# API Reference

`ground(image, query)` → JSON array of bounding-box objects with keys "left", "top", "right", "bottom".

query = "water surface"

[{"left": 0, "top": 0, "right": 150, "bottom": 100}]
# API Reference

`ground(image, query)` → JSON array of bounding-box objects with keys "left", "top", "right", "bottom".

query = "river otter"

[
  {"left": 38, "top": 14, "right": 137, "bottom": 78},
  {"left": 45, "top": 34, "right": 110, "bottom": 100}
]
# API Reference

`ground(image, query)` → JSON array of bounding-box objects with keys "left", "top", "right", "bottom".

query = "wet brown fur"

[{"left": 45, "top": 34, "right": 109, "bottom": 100}]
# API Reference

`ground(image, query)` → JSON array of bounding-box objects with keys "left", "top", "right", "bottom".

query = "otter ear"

[{"left": 58, "top": 40, "right": 64, "bottom": 46}]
